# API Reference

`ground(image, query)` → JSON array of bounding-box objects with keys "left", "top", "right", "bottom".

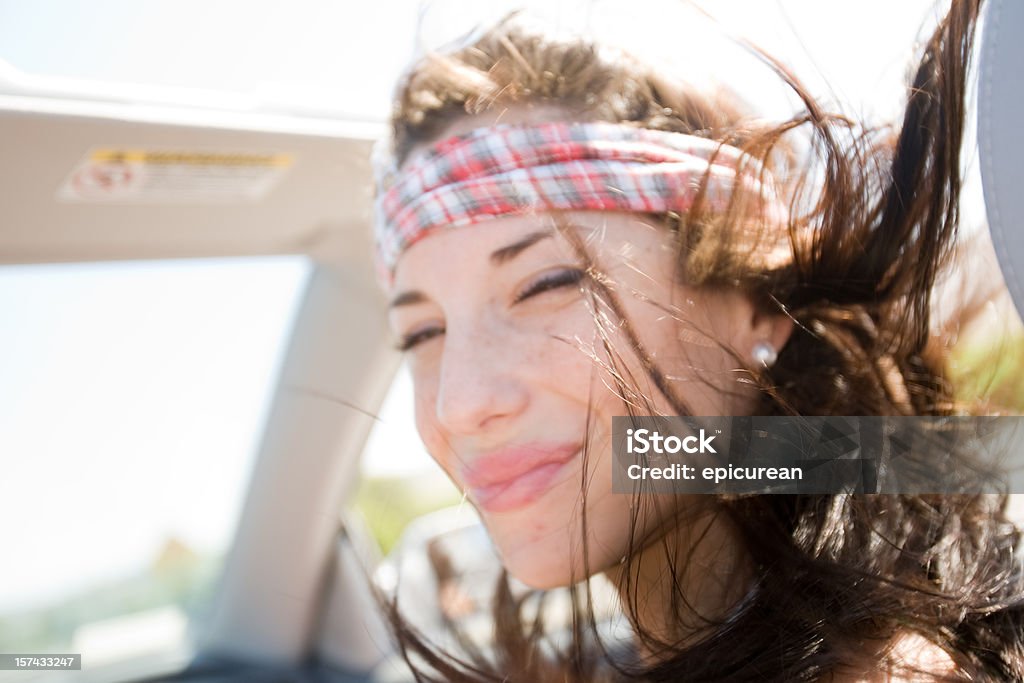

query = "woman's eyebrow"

[
  {"left": 390, "top": 230, "right": 556, "bottom": 308},
  {"left": 490, "top": 230, "right": 553, "bottom": 265},
  {"left": 388, "top": 290, "right": 427, "bottom": 309}
]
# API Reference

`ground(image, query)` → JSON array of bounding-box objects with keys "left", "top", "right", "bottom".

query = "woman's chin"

[
  {"left": 501, "top": 554, "right": 575, "bottom": 590},
  {"left": 490, "top": 531, "right": 616, "bottom": 590},
  {"left": 480, "top": 495, "right": 630, "bottom": 589},
  {"left": 487, "top": 529, "right": 574, "bottom": 589}
]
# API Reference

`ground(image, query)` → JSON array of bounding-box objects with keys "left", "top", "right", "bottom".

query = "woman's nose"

[{"left": 434, "top": 319, "right": 529, "bottom": 436}]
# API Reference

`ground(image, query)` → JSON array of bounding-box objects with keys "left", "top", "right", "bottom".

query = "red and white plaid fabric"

[{"left": 374, "top": 121, "right": 777, "bottom": 283}]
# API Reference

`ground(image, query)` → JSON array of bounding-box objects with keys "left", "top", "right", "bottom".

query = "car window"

[{"left": 0, "top": 257, "right": 309, "bottom": 677}]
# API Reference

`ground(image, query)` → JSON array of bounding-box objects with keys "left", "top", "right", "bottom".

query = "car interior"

[{"left": 1, "top": 0, "right": 1022, "bottom": 681}]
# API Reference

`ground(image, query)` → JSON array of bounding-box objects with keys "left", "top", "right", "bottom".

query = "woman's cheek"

[{"left": 412, "top": 380, "right": 460, "bottom": 480}]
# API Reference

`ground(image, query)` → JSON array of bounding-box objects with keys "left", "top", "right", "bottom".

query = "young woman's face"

[{"left": 388, "top": 210, "right": 781, "bottom": 588}]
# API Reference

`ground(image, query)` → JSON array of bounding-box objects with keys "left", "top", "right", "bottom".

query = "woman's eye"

[
  {"left": 396, "top": 326, "right": 444, "bottom": 352},
  {"left": 513, "top": 268, "right": 584, "bottom": 304}
]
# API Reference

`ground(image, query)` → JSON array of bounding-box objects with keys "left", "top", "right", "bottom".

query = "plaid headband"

[{"left": 374, "top": 121, "right": 779, "bottom": 283}]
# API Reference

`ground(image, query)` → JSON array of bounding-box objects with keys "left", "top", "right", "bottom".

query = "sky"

[
  {"left": 0, "top": 0, "right": 952, "bottom": 122},
  {"left": 0, "top": 0, "right": 985, "bottom": 621}
]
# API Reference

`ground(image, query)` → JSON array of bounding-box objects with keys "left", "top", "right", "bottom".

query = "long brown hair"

[{"left": 380, "top": 1, "right": 1024, "bottom": 680}]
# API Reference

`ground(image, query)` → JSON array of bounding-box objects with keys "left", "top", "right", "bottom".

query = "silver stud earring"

[{"left": 751, "top": 341, "right": 778, "bottom": 368}]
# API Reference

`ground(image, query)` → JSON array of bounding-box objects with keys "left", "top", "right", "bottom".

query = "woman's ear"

[
  {"left": 751, "top": 308, "right": 794, "bottom": 361},
  {"left": 682, "top": 287, "right": 794, "bottom": 366},
  {"left": 732, "top": 292, "right": 794, "bottom": 369}
]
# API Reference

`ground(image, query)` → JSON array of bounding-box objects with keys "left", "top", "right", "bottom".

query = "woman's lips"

[{"left": 462, "top": 442, "right": 581, "bottom": 513}]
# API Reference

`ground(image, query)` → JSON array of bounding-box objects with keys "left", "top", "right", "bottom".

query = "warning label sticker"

[{"left": 58, "top": 149, "right": 293, "bottom": 203}]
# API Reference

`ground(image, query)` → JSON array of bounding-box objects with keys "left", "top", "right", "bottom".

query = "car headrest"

[{"left": 979, "top": 0, "right": 1024, "bottom": 323}]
